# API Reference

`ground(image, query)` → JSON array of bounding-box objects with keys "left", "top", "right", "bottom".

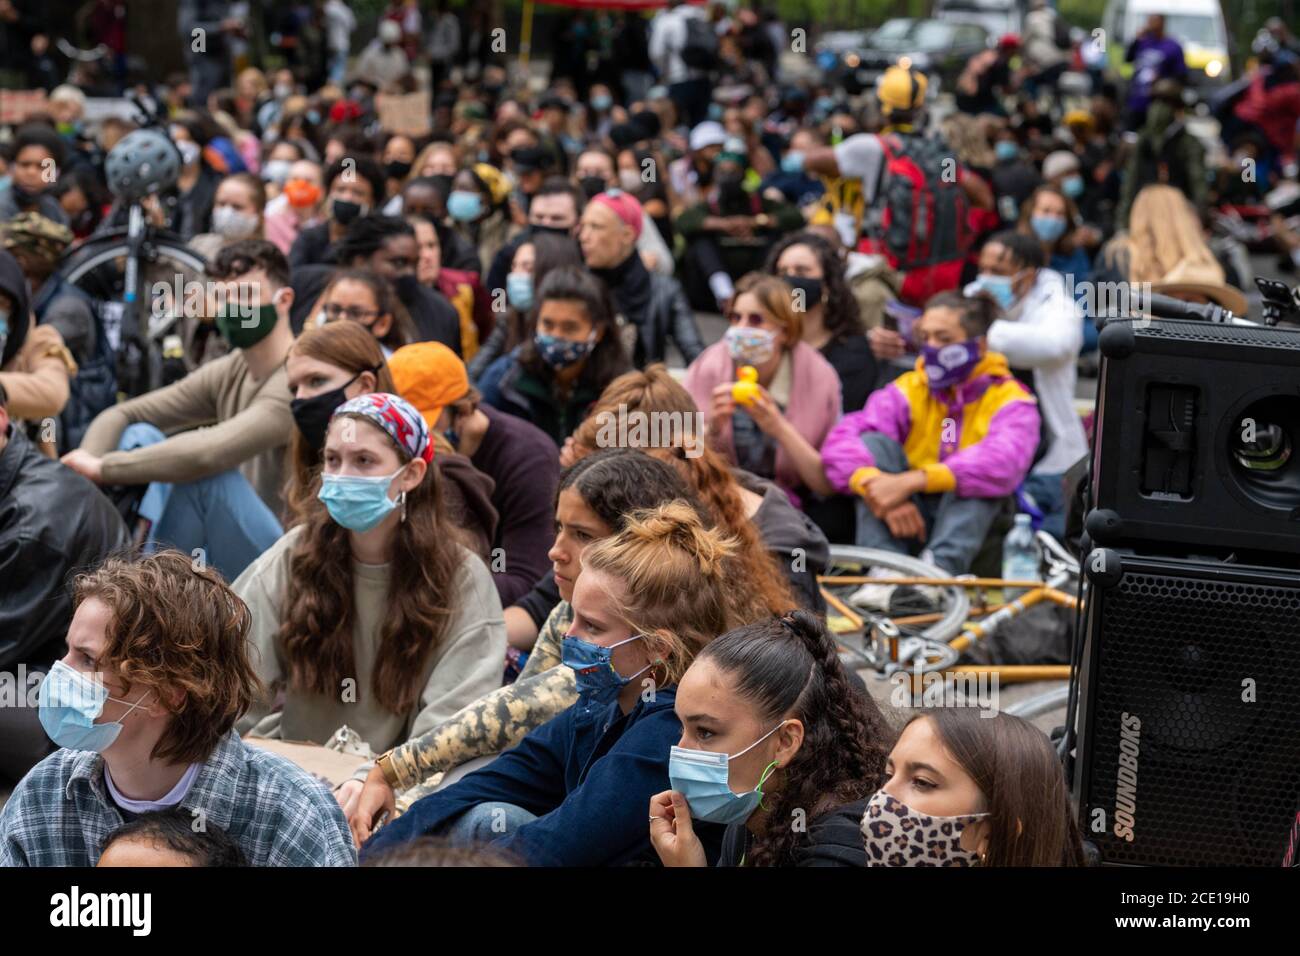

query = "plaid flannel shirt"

[{"left": 0, "top": 730, "right": 356, "bottom": 867}]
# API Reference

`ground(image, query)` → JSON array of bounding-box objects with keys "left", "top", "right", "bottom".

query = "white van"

[{"left": 1102, "top": 0, "right": 1231, "bottom": 87}]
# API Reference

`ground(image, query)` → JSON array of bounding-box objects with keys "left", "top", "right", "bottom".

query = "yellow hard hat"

[{"left": 877, "top": 64, "right": 928, "bottom": 112}]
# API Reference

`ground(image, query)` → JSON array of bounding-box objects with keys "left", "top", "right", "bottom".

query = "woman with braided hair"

[{"left": 650, "top": 609, "right": 893, "bottom": 867}]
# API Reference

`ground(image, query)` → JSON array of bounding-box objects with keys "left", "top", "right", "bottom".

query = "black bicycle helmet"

[{"left": 105, "top": 128, "right": 182, "bottom": 202}]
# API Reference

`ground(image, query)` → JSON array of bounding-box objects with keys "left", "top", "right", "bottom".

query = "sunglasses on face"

[{"left": 726, "top": 312, "right": 768, "bottom": 325}]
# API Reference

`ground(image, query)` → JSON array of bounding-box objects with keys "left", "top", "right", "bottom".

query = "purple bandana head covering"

[{"left": 330, "top": 392, "right": 434, "bottom": 463}]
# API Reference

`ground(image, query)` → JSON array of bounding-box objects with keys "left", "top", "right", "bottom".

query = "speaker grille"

[
  {"left": 1140, "top": 320, "right": 1300, "bottom": 349},
  {"left": 1082, "top": 567, "right": 1300, "bottom": 865}
]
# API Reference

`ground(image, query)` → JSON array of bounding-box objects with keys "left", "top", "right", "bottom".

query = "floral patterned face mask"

[{"left": 861, "top": 790, "right": 989, "bottom": 867}]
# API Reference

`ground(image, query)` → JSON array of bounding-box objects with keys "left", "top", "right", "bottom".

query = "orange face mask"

[{"left": 283, "top": 179, "right": 322, "bottom": 209}]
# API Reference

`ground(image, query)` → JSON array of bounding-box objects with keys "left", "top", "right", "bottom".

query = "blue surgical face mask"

[
  {"left": 591, "top": 94, "right": 613, "bottom": 112},
  {"left": 969, "top": 272, "right": 1018, "bottom": 310},
  {"left": 669, "top": 721, "right": 788, "bottom": 825},
  {"left": 561, "top": 633, "right": 650, "bottom": 704},
  {"left": 506, "top": 271, "right": 534, "bottom": 311},
  {"left": 535, "top": 330, "right": 596, "bottom": 369},
  {"left": 39, "top": 660, "right": 152, "bottom": 753},
  {"left": 318, "top": 465, "right": 408, "bottom": 533},
  {"left": 1030, "top": 215, "right": 1068, "bottom": 243},
  {"left": 995, "top": 141, "right": 1019, "bottom": 163},
  {"left": 1061, "top": 174, "right": 1085, "bottom": 199},
  {"left": 447, "top": 189, "right": 484, "bottom": 222}
]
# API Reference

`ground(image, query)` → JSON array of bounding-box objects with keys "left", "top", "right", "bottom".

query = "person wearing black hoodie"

[{"left": 578, "top": 189, "right": 704, "bottom": 366}]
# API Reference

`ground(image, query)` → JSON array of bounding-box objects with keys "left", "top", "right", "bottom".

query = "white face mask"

[
  {"left": 211, "top": 204, "right": 260, "bottom": 239},
  {"left": 175, "top": 139, "right": 201, "bottom": 167},
  {"left": 618, "top": 169, "right": 643, "bottom": 192}
]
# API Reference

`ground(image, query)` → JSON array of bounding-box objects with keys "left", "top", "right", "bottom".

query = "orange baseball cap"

[{"left": 388, "top": 342, "right": 469, "bottom": 429}]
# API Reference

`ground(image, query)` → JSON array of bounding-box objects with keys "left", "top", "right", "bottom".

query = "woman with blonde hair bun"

[{"left": 361, "top": 499, "right": 745, "bottom": 867}]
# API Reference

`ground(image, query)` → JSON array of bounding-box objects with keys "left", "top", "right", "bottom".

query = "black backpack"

[{"left": 681, "top": 17, "right": 718, "bottom": 70}]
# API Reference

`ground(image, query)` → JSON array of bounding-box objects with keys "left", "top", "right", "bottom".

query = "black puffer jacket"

[{"left": 0, "top": 424, "right": 130, "bottom": 669}]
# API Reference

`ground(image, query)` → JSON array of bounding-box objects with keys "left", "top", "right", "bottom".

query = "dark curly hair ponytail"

[{"left": 697, "top": 609, "right": 894, "bottom": 866}]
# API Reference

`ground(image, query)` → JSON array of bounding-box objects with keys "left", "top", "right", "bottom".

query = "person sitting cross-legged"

[{"left": 820, "top": 293, "right": 1040, "bottom": 604}]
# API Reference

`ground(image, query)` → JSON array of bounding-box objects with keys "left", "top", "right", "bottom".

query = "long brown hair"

[
  {"left": 698, "top": 610, "right": 894, "bottom": 867},
  {"left": 917, "top": 709, "right": 1085, "bottom": 866},
  {"left": 570, "top": 364, "right": 795, "bottom": 615},
  {"left": 278, "top": 416, "right": 464, "bottom": 715},
  {"left": 284, "top": 321, "right": 395, "bottom": 526}
]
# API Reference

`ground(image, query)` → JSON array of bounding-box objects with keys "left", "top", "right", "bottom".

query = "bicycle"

[
  {"left": 56, "top": 91, "right": 209, "bottom": 397},
  {"left": 821, "top": 530, "right": 1082, "bottom": 679}
]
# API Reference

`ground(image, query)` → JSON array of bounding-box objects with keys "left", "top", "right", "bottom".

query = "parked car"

[
  {"left": 827, "top": 18, "right": 993, "bottom": 96},
  {"left": 933, "top": 0, "right": 1027, "bottom": 39}
]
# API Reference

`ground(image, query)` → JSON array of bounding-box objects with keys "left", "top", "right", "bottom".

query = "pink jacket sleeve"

[
  {"left": 684, "top": 349, "right": 737, "bottom": 465},
  {"left": 942, "top": 398, "right": 1041, "bottom": 499},
  {"left": 819, "top": 383, "right": 912, "bottom": 493}
]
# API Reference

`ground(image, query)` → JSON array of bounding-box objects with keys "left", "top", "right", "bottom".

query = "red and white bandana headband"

[{"left": 332, "top": 392, "right": 434, "bottom": 463}]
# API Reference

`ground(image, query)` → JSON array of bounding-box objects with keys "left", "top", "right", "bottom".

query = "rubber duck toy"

[{"left": 731, "top": 365, "right": 761, "bottom": 406}]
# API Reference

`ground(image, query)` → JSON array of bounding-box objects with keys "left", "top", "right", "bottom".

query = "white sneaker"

[{"left": 849, "top": 566, "right": 901, "bottom": 610}]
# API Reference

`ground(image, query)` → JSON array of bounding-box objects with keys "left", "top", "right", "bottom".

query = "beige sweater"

[
  {"left": 79, "top": 348, "right": 292, "bottom": 515},
  {"left": 231, "top": 525, "right": 508, "bottom": 755}
]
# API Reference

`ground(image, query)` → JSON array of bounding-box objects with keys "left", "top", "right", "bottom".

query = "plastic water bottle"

[{"left": 1002, "top": 514, "right": 1042, "bottom": 599}]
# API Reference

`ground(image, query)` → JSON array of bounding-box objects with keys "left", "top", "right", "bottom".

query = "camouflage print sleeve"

[
  {"left": 386, "top": 603, "right": 578, "bottom": 792},
  {"left": 519, "top": 601, "right": 570, "bottom": 681}
]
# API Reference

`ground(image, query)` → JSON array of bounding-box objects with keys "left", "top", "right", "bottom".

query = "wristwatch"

[{"left": 375, "top": 750, "right": 400, "bottom": 788}]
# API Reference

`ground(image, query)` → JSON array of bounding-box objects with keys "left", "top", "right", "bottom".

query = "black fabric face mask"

[
  {"left": 428, "top": 173, "right": 454, "bottom": 197},
  {"left": 393, "top": 272, "right": 423, "bottom": 302},
  {"left": 332, "top": 198, "right": 363, "bottom": 225},
  {"left": 781, "top": 273, "right": 824, "bottom": 306},
  {"left": 578, "top": 175, "right": 607, "bottom": 200},
  {"left": 530, "top": 223, "right": 572, "bottom": 237},
  {"left": 385, "top": 159, "right": 413, "bottom": 180},
  {"left": 292, "top": 384, "right": 348, "bottom": 452}
]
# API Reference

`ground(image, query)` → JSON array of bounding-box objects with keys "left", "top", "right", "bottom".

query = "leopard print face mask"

[{"left": 861, "top": 791, "right": 989, "bottom": 867}]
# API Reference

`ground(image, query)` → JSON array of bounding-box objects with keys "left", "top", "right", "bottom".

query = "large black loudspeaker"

[
  {"left": 1075, "top": 318, "right": 1300, "bottom": 866},
  {"left": 1087, "top": 318, "right": 1300, "bottom": 561},
  {"left": 1075, "top": 550, "right": 1300, "bottom": 866}
]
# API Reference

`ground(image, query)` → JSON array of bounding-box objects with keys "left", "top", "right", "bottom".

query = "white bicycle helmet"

[{"left": 105, "top": 128, "right": 182, "bottom": 202}]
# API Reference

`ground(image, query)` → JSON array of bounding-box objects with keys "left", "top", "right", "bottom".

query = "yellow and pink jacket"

[{"left": 821, "top": 351, "right": 1040, "bottom": 500}]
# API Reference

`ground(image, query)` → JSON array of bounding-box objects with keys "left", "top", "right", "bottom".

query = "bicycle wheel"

[
  {"left": 822, "top": 545, "right": 971, "bottom": 674},
  {"left": 60, "top": 230, "right": 209, "bottom": 395}
]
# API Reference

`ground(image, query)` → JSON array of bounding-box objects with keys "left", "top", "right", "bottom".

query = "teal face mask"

[
  {"left": 668, "top": 721, "right": 788, "bottom": 825},
  {"left": 970, "top": 273, "right": 1018, "bottom": 310},
  {"left": 506, "top": 271, "right": 534, "bottom": 311},
  {"left": 39, "top": 660, "right": 151, "bottom": 753},
  {"left": 318, "top": 465, "right": 407, "bottom": 532}
]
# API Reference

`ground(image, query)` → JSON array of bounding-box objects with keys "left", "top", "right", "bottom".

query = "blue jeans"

[
  {"left": 119, "top": 423, "right": 283, "bottom": 583},
  {"left": 1023, "top": 471, "right": 1067, "bottom": 542},
  {"left": 443, "top": 801, "right": 538, "bottom": 846},
  {"left": 854, "top": 434, "right": 1003, "bottom": 574}
]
